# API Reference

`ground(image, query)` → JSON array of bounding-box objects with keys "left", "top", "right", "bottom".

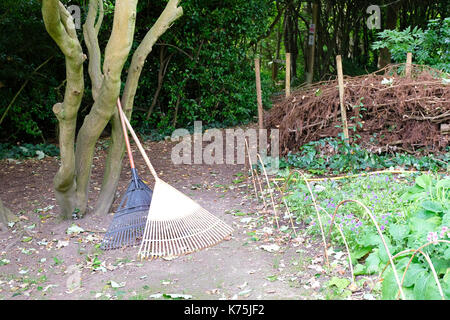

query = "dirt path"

[{"left": 0, "top": 137, "right": 351, "bottom": 300}]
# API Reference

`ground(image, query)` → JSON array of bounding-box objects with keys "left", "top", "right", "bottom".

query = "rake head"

[
  {"left": 138, "top": 179, "right": 233, "bottom": 260},
  {"left": 101, "top": 169, "right": 153, "bottom": 250}
]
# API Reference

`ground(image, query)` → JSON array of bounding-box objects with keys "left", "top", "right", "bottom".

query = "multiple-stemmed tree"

[{"left": 41, "top": 0, "right": 183, "bottom": 218}]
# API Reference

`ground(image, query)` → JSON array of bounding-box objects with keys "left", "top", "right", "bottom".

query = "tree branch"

[
  {"left": 94, "top": 0, "right": 183, "bottom": 215},
  {"left": 74, "top": 0, "right": 139, "bottom": 215},
  {"left": 42, "top": 0, "right": 85, "bottom": 218},
  {"left": 83, "top": 0, "right": 104, "bottom": 100},
  {"left": 122, "top": 0, "right": 183, "bottom": 113}
]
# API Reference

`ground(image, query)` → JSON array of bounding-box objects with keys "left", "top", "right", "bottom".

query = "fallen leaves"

[
  {"left": 108, "top": 280, "right": 126, "bottom": 289},
  {"left": 66, "top": 224, "right": 85, "bottom": 235}
]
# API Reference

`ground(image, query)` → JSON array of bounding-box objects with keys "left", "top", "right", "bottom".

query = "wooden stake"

[
  {"left": 405, "top": 52, "right": 412, "bottom": 78},
  {"left": 336, "top": 55, "right": 349, "bottom": 140},
  {"left": 255, "top": 58, "right": 264, "bottom": 130},
  {"left": 285, "top": 52, "right": 291, "bottom": 98}
]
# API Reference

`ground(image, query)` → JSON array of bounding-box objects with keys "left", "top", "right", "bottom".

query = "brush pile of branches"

[{"left": 266, "top": 64, "right": 449, "bottom": 155}]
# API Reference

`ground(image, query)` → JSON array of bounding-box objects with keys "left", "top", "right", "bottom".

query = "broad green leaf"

[
  {"left": 421, "top": 200, "right": 443, "bottom": 214},
  {"left": 403, "top": 287, "right": 416, "bottom": 300},
  {"left": 409, "top": 216, "right": 441, "bottom": 235},
  {"left": 389, "top": 224, "right": 409, "bottom": 243},
  {"left": 378, "top": 243, "right": 394, "bottom": 264},
  {"left": 358, "top": 233, "right": 380, "bottom": 247},
  {"left": 423, "top": 275, "right": 444, "bottom": 300},
  {"left": 412, "top": 272, "right": 428, "bottom": 299},
  {"left": 327, "top": 276, "right": 350, "bottom": 290},
  {"left": 365, "top": 251, "right": 381, "bottom": 274},
  {"left": 403, "top": 263, "right": 427, "bottom": 287},
  {"left": 444, "top": 269, "right": 450, "bottom": 299},
  {"left": 430, "top": 257, "right": 449, "bottom": 275},
  {"left": 381, "top": 267, "right": 399, "bottom": 300},
  {"left": 412, "top": 272, "right": 442, "bottom": 300},
  {"left": 415, "top": 175, "right": 433, "bottom": 189},
  {"left": 444, "top": 247, "right": 450, "bottom": 260},
  {"left": 350, "top": 246, "right": 372, "bottom": 264},
  {"left": 353, "top": 263, "right": 366, "bottom": 276}
]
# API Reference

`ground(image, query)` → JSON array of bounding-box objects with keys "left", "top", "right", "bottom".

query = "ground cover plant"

[
  {"left": 280, "top": 137, "right": 449, "bottom": 175},
  {"left": 0, "top": 143, "right": 59, "bottom": 160},
  {"left": 282, "top": 170, "right": 449, "bottom": 300}
]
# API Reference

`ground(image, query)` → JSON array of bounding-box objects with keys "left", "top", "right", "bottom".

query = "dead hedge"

[{"left": 266, "top": 64, "right": 449, "bottom": 156}]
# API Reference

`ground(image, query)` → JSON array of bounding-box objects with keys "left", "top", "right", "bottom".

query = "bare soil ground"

[{"left": 0, "top": 136, "right": 371, "bottom": 300}]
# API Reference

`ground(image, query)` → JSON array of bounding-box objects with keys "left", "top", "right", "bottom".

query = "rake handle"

[
  {"left": 117, "top": 99, "right": 159, "bottom": 181},
  {"left": 117, "top": 98, "right": 135, "bottom": 170}
]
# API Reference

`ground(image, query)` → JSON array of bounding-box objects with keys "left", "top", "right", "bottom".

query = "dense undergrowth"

[
  {"left": 281, "top": 169, "right": 449, "bottom": 300},
  {"left": 0, "top": 143, "right": 59, "bottom": 160},
  {"left": 279, "top": 137, "right": 449, "bottom": 174}
]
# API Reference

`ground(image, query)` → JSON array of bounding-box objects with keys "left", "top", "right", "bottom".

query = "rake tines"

[
  {"left": 137, "top": 179, "right": 233, "bottom": 260},
  {"left": 117, "top": 100, "right": 233, "bottom": 260},
  {"left": 101, "top": 170, "right": 153, "bottom": 250}
]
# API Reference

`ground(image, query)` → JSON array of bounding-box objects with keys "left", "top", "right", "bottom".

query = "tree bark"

[
  {"left": 42, "top": 0, "right": 85, "bottom": 219},
  {"left": 378, "top": 1, "right": 399, "bottom": 68},
  {"left": 93, "top": 0, "right": 183, "bottom": 215},
  {"left": 73, "top": 0, "right": 139, "bottom": 217},
  {"left": 42, "top": 0, "right": 183, "bottom": 217}
]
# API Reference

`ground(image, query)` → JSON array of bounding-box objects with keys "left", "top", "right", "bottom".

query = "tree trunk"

[
  {"left": 42, "top": 0, "right": 182, "bottom": 218},
  {"left": 378, "top": 1, "right": 399, "bottom": 68},
  {"left": 93, "top": 0, "right": 183, "bottom": 216},
  {"left": 42, "top": 0, "right": 86, "bottom": 219},
  {"left": 72, "top": 0, "right": 138, "bottom": 218}
]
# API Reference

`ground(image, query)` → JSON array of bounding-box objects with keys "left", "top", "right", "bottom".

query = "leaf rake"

[
  {"left": 101, "top": 99, "right": 153, "bottom": 250},
  {"left": 118, "top": 102, "right": 233, "bottom": 260}
]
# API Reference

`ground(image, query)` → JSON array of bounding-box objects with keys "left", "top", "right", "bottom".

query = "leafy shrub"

[
  {"left": 0, "top": 0, "right": 63, "bottom": 143},
  {"left": 372, "top": 18, "right": 450, "bottom": 72},
  {"left": 0, "top": 143, "right": 59, "bottom": 159},
  {"left": 280, "top": 137, "right": 449, "bottom": 174},
  {"left": 285, "top": 172, "right": 449, "bottom": 300},
  {"left": 132, "top": 0, "right": 275, "bottom": 135}
]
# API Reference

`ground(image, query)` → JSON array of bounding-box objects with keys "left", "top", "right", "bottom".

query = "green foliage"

[
  {"left": 377, "top": 174, "right": 449, "bottom": 300},
  {"left": 284, "top": 170, "right": 449, "bottom": 300},
  {"left": 0, "top": 0, "right": 63, "bottom": 143},
  {"left": 280, "top": 137, "right": 449, "bottom": 174},
  {"left": 372, "top": 18, "right": 450, "bottom": 72},
  {"left": 0, "top": 143, "right": 59, "bottom": 159},
  {"left": 1, "top": 0, "right": 275, "bottom": 144},
  {"left": 132, "top": 0, "right": 275, "bottom": 137}
]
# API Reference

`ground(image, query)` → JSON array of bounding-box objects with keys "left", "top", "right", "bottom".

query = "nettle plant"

[
  {"left": 285, "top": 173, "right": 449, "bottom": 300},
  {"left": 280, "top": 137, "right": 448, "bottom": 175},
  {"left": 363, "top": 174, "right": 449, "bottom": 300}
]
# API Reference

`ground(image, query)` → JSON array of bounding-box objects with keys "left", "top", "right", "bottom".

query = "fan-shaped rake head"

[
  {"left": 138, "top": 179, "right": 233, "bottom": 260},
  {"left": 101, "top": 170, "right": 153, "bottom": 250}
]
